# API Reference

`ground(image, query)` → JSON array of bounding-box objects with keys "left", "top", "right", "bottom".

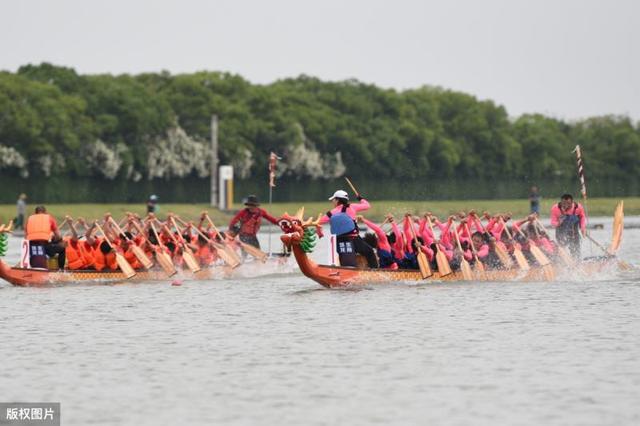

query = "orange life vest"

[
  {"left": 64, "top": 237, "right": 85, "bottom": 270},
  {"left": 93, "top": 238, "right": 118, "bottom": 271},
  {"left": 124, "top": 248, "right": 142, "bottom": 269},
  {"left": 26, "top": 214, "right": 52, "bottom": 242},
  {"left": 196, "top": 245, "right": 215, "bottom": 266}
]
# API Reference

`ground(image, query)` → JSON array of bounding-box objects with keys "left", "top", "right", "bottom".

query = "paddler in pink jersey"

[{"left": 318, "top": 190, "right": 378, "bottom": 268}]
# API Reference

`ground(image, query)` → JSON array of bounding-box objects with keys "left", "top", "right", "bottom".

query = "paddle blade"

[
  {"left": 530, "top": 244, "right": 550, "bottom": 266},
  {"left": 542, "top": 264, "right": 555, "bottom": 281},
  {"left": 240, "top": 242, "right": 267, "bottom": 262},
  {"left": 557, "top": 246, "right": 575, "bottom": 268},
  {"left": 460, "top": 259, "right": 473, "bottom": 281},
  {"left": 609, "top": 200, "right": 624, "bottom": 254},
  {"left": 495, "top": 243, "right": 513, "bottom": 269},
  {"left": 417, "top": 252, "right": 433, "bottom": 279},
  {"left": 213, "top": 243, "right": 240, "bottom": 268},
  {"left": 182, "top": 250, "right": 201, "bottom": 273},
  {"left": 435, "top": 251, "right": 452, "bottom": 276},
  {"left": 156, "top": 251, "right": 177, "bottom": 276},
  {"left": 115, "top": 253, "right": 136, "bottom": 279},
  {"left": 513, "top": 249, "right": 530, "bottom": 271},
  {"left": 132, "top": 246, "right": 153, "bottom": 270},
  {"left": 474, "top": 260, "right": 488, "bottom": 281}
]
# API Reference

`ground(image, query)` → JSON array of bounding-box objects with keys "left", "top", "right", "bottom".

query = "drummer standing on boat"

[
  {"left": 550, "top": 193, "right": 586, "bottom": 258},
  {"left": 318, "top": 190, "right": 379, "bottom": 268},
  {"left": 228, "top": 195, "right": 278, "bottom": 249}
]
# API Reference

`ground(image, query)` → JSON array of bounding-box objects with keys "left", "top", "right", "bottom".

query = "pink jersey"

[
  {"left": 550, "top": 202, "right": 586, "bottom": 233},
  {"left": 319, "top": 199, "right": 371, "bottom": 225},
  {"left": 362, "top": 218, "right": 391, "bottom": 252}
]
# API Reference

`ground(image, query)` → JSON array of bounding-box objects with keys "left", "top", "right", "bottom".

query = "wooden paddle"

[
  {"left": 451, "top": 221, "right": 473, "bottom": 281},
  {"left": 499, "top": 218, "right": 530, "bottom": 271},
  {"left": 533, "top": 218, "right": 575, "bottom": 268},
  {"left": 464, "top": 223, "right": 487, "bottom": 280},
  {"left": 425, "top": 215, "right": 452, "bottom": 276},
  {"left": 175, "top": 216, "right": 241, "bottom": 268},
  {"left": 107, "top": 216, "right": 154, "bottom": 270},
  {"left": 147, "top": 221, "right": 177, "bottom": 277},
  {"left": 93, "top": 222, "right": 136, "bottom": 279},
  {"left": 407, "top": 215, "right": 432, "bottom": 279},
  {"left": 163, "top": 222, "right": 201, "bottom": 273},
  {"left": 203, "top": 214, "right": 253, "bottom": 264},
  {"left": 513, "top": 222, "right": 555, "bottom": 281},
  {"left": 472, "top": 213, "right": 513, "bottom": 269},
  {"left": 344, "top": 177, "right": 361, "bottom": 198}
]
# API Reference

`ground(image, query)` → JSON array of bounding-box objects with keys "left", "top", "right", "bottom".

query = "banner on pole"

[{"left": 268, "top": 152, "right": 281, "bottom": 188}]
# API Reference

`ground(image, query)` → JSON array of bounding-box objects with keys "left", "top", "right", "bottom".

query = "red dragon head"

[{"left": 277, "top": 207, "right": 320, "bottom": 248}]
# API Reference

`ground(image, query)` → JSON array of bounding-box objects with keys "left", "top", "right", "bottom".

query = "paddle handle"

[
  {"left": 344, "top": 177, "right": 360, "bottom": 197},
  {"left": 452, "top": 221, "right": 464, "bottom": 252},
  {"left": 464, "top": 223, "right": 480, "bottom": 259},
  {"left": 94, "top": 222, "right": 115, "bottom": 250}
]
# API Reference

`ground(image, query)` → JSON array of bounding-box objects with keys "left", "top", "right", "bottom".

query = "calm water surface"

[{"left": 1, "top": 220, "right": 639, "bottom": 425}]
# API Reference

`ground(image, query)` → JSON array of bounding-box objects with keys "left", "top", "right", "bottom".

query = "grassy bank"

[{"left": 0, "top": 197, "right": 636, "bottom": 226}]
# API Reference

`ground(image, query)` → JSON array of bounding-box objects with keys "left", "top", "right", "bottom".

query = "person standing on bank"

[
  {"left": 146, "top": 195, "right": 159, "bottom": 214},
  {"left": 529, "top": 186, "right": 540, "bottom": 215},
  {"left": 15, "top": 193, "right": 27, "bottom": 230},
  {"left": 318, "top": 190, "right": 379, "bottom": 268},
  {"left": 228, "top": 195, "right": 278, "bottom": 249},
  {"left": 550, "top": 193, "right": 586, "bottom": 258},
  {"left": 25, "top": 205, "right": 66, "bottom": 269}
]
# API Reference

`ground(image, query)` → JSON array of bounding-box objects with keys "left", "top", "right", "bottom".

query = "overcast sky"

[{"left": 1, "top": 0, "right": 638, "bottom": 120}]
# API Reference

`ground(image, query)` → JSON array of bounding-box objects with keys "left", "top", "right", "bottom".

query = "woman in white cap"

[{"left": 318, "top": 189, "right": 378, "bottom": 268}]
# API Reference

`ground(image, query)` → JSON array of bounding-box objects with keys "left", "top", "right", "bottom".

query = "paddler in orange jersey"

[
  {"left": 62, "top": 216, "right": 95, "bottom": 270},
  {"left": 120, "top": 231, "right": 142, "bottom": 270},
  {"left": 25, "top": 205, "right": 66, "bottom": 269},
  {"left": 85, "top": 220, "right": 118, "bottom": 271}
]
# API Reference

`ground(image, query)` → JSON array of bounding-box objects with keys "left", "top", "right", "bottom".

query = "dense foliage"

[{"left": 1, "top": 63, "right": 638, "bottom": 185}]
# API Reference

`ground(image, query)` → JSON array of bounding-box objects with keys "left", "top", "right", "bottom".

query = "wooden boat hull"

[{"left": 0, "top": 256, "right": 293, "bottom": 287}]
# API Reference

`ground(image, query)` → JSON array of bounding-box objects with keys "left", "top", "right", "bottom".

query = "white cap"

[{"left": 328, "top": 190, "right": 349, "bottom": 200}]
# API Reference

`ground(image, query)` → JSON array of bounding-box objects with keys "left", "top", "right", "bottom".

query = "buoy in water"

[{"left": 171, "top": 280, "right": 182, "bottom": 286}]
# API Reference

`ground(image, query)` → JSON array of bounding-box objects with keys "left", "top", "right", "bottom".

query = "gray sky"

[{"left": 2, "top": 0, "right": 639, "bottom": 120}]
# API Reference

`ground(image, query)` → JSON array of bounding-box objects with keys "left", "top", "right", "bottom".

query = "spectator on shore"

[
  {"left": 529, "top": 186, "right": 540, "bottom": 215},
  {"left": 147, "top": 195, "right": 159, "bottom": 214},
  {"left": 15, "top": 193, "right": 27, "bottom": 230}
]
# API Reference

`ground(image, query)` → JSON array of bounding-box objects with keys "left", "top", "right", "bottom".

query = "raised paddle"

[
  {"left": 163, "top": 222, "right": 201, "bottom": 273},
  {"left": 175, "top": 216, "right": 240, "bottom": 268},
  {"left": 93, "top": 222, "right": 136, "bottom": 279},
  {"left": 499, "top": 218, "right": 530, "bottom": 271},
  {"left": 147, "top": 221, "right": 177, "bottom": 277},
  {"left": 168, "top": 217, "right": 201, "bottom": 273},
  {"left": 344, "top": 177, "right": 361, "bottom": 198},
  {"left": 472, "top": 213, "right": 513, "bottom": 269},
  {"left": 203, "top": 214, "right": 248, "bottom": 264},
  {"left": 464, "top": 223, "right": 487, "bottom": 281},
  {"left": 108, "top": 216, "right": 154, "bottom": 270},
  {"left": 425, "top": 215, "right": 452, "bottom": 276},
  {"left": 513, "top": 223, "right": 555, "bottom": 281},
  {"left": 407, "top": 215, "right": 432, "bottom": 279},
  {"left": 452, "top": 221, "right": 473, "bottom": 281}
]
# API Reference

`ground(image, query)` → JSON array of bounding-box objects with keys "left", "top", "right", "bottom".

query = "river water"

[{"left": 1, "top": 218, "right": 639, "bottom": 425}]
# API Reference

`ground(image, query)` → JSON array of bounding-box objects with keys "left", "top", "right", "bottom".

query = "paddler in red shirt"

[{"left": 227, "top": 195, "right": 278, "bottom": 249}]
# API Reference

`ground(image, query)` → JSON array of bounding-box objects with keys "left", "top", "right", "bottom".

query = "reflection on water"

[{"left": 0, "top": 222, "right": 639, "bottom": 425}]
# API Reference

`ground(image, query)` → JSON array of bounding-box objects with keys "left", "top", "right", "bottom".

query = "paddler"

[
  {"left": 318, "top": 190, "right": 378, "bottom": 268},
  {"left": 550, "top": 194, "right": 586, "bottom": 258},
  {"left": 25, "top": 205, "right": 66, "bottom": 269},
  {"left": 227, "top": 195, "right": 278, "bottom": 249}
]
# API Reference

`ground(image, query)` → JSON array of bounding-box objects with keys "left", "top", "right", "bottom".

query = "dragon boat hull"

[
  {"left": 0, "top": 256, "right": 292, "bottom": 287},
  {"left": 278, "top": 201, "right": 627, "bottom": 289}
]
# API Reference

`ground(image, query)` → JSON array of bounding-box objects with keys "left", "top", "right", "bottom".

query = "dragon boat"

[
  {"left": 277, "top": 202, "right": 627, "bottom": 289},
  {"left": 0, "top": 255, "right": 293, "bottom": 287}
]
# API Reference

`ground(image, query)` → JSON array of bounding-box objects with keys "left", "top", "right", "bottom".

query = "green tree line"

[{"left": 1, "top": 63, "right": 639, "bottom": 185}]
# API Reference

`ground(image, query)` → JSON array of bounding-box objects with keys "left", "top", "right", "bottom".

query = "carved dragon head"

[{"left": 278, "top": 207, "right": 320, "bottom": 248}]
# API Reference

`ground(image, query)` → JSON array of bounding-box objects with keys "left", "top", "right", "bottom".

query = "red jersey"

[{"left": 229, "top": 208, "right": 278, "bottom": 236}]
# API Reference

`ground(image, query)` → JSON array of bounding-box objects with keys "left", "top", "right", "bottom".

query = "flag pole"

[
  {"left": 268, "top": 183, "right": 273, "bottom": 256},
  {"left": 267, "top": 152, "right": 280, "bottom": 257},
  {"left": 573, "top": 145, "right": 592, "bottom": 254}
]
